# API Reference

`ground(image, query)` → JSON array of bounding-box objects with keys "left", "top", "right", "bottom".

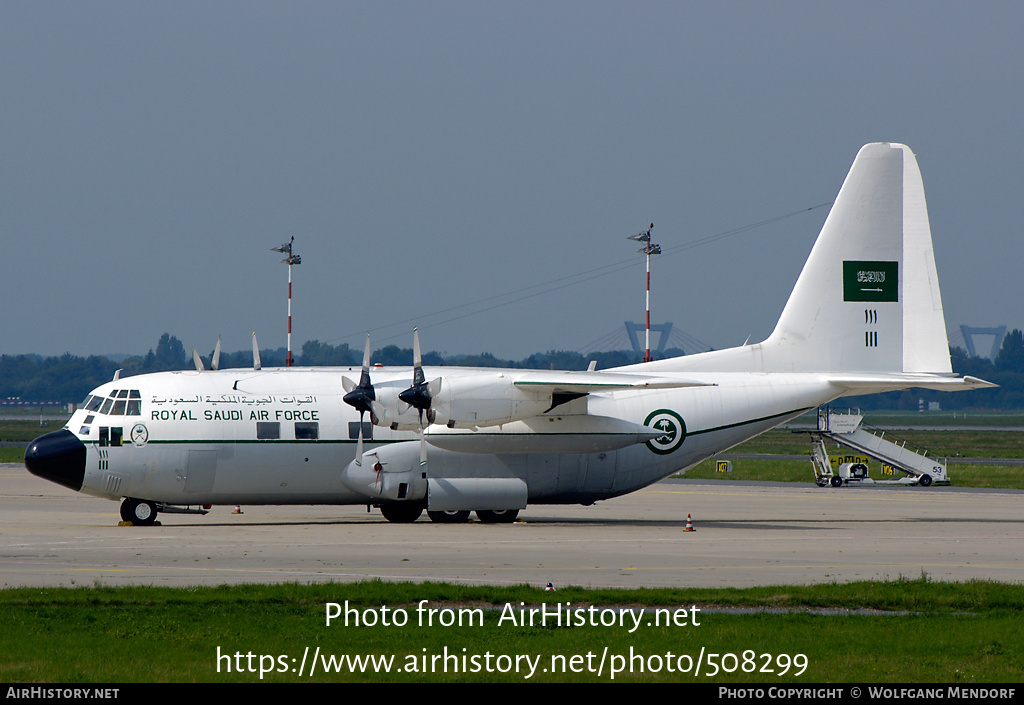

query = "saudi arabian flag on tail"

[{"left": 843, "top": 261, "right": 898, "bottom": 302}]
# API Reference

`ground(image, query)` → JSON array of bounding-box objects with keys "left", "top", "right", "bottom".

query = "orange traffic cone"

[
  {"left": 684, "top": 513, "right": 695, "bottom": 531},
  {"left": 233, "top": 505, "right": 243, "bottom": 514}
]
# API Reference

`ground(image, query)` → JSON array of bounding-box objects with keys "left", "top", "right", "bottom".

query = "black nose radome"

[{"left": 25, "top": 429, "right": 87, "bottom": 492}]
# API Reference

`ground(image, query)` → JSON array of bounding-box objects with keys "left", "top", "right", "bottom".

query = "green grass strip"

[{"left": 2, "top": 578, "right": 1023, "bottom": 682}]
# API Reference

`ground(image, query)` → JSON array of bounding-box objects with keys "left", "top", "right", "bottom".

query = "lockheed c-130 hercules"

[{"left": 25, "top": 143, "right": 994, "bottom": 525}]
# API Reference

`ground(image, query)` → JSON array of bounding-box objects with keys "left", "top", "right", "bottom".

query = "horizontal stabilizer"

[{"left": 828, "top": 373, "right": 997, "bottom": 395}]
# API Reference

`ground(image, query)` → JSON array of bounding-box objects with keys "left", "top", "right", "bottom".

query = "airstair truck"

[{"left": 806, "top": 409, "right": 949, "bottom": 487}]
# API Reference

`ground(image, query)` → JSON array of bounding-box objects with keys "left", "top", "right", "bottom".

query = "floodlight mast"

[
  {"left": 627, "top": 224, "right": 661, "bottom": 362},
  {"left": 271, "top": 236, "right": 302, "bottom": 366}
]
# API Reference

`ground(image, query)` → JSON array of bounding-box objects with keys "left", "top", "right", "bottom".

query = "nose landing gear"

[{"left": 120, "top": 497, "right": 158, "bottom": 526}]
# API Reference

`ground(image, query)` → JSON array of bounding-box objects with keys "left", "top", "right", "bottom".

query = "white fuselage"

[{"left": 65, "top": 365, "right": 838, "bottom": 507}]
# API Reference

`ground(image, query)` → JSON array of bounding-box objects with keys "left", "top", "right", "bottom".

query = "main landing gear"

[
  {"left": 380, "top": 504, "right": 520, "bottom": 524},
  {"left": 475, "top": 509, "right": 519, "bottom": 523},
  {"left": 379, "top": 503, "right": 424, "bottom": 523},
  {"left": 427, "top": 510, "right": 472, "bottom": 523}
]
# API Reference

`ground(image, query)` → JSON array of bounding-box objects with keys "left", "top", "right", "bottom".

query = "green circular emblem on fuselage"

[{"left": 644, "top": 409, "right": 686, "bottom": 454}]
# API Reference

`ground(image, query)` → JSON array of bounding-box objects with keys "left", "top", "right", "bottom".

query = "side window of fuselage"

[
  {"left": 256, "top": 422, "right": 280, "bottom": 440},
  {"left": 295, "top": 422, "right": 319, "bottom": 440},
  {"left": 348, "top": 421, "right": 372, "bottom": 441}
]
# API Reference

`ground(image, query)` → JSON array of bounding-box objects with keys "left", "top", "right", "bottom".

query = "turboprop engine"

[
  {"left": 375, "top": 372, "right": 550, "bottom": 430},
  {"left": 343, "top": 330, "right": 699, "bottom": 446},
  {"left": 347, "top": 330, "right": 553, "bottom": 432}
]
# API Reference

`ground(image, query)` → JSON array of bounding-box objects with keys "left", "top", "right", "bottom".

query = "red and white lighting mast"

[
  {"left": 271, "top": 236, "right": 301, "bottom": 366},
  {"left": 627, "top": 224, "right": 661, "bottom": 363}
]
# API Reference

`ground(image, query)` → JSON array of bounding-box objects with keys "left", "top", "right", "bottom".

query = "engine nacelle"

[
  {"left": 428, "top": 373, "right": 550, "bottom": 429},
  {"left": 366, "top": 381, "right": 423, "bottom": 430},
  {"left": 352, "top": 371, "right": 556, "bottom": 431}
]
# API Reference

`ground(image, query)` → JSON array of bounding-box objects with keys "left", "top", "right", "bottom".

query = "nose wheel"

[{"left": 120, "top": 498, "right": 159, "bottom": 526}]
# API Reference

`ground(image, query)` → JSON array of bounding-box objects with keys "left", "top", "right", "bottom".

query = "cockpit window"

[{"left": 94, "top": 390, "right": 142, "bottom": 415}]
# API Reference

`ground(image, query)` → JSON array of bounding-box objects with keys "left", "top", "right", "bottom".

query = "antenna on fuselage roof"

[{"left": 252, "top": 332, "right": 262, "bottom": 371}]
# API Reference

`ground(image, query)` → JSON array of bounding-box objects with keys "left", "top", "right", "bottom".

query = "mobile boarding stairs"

[{"left": 802, "top": 408, "right": 949, "bottom": 488}]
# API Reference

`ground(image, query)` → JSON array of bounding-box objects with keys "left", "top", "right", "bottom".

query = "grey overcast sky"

[{"left": 2, "top": 2, "right": 1022, "bottom": 360}]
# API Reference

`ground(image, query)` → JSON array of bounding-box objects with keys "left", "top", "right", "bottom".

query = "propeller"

[
  {"left": 342, "top": 335, "right": 380, "bottom": 465},
  {"left": 252, "top": 332, "right": 262, "bottom": 371},
  {"left": 398, "top": 328, "right": 441, "bottom": 466},
  {"left": 192, "top": 337, "right": 223, "bottom": 372}
]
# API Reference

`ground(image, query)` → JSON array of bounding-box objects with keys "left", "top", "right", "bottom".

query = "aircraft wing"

[{"left": 511, "top": 369, "right": 713, "bottom": 394}]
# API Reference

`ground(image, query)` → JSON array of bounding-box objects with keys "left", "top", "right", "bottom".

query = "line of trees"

[
  {"left": 2, "top": 330, "right": 1022, "bottom": 410},
  {"left": 841, "top": 329, "right": 1024, "bottom": 410},
  {"left": 0, "top": 333, "right": 683, "bottom": 405}
]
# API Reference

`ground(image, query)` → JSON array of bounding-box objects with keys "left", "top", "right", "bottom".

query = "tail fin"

[
  {"left": 762, "top": 142, "right": 950, "bottom": 374},
  {"left": 663, "top": 143, "right": 993, "bottom": 390}
]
